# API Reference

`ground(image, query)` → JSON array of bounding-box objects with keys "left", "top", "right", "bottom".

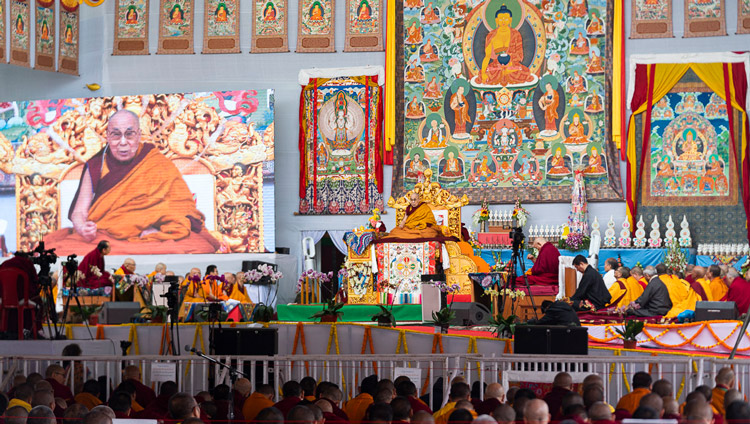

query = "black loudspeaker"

[
  {"left": 211, "top": 328, "right": 278, "bottom": 356},
  {"left": 448, "top": 302, "right": 491, "bottom": 326},
  {"left": 211, "top": 328, "right": 278, "bottom": 386},
  {"left": 242, "top": 261, "right": 278, "bottom": 272},
  {"left": 695, "top": 301, "right": 737, "bottom": 321},
  {"left": 100, "top": 302, "right": 140, "bottom": 324},
  {"left": 275, "top": 247, "right": 290, "bottom": 254},
  {"left": 514, "top": 325, "right": 588, "bottom": 355}
]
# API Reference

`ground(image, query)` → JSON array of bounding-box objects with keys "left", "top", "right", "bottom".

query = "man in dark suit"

[
  {"left": 528, "top": 300, "right": 580, "bottom": 326},
  {"left": 571, "top": 255, "right": 611, "bottom": 310}
]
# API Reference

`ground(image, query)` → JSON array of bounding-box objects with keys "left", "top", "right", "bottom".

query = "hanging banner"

[
  {"left": 34, "top": 0, "right": 55, "bottom": 71},
  {"left": 739, "top": 0, "right": 750, "bottom": 34},
  {"left": 344, "top": 0, "right": 383, "bottom": 51},
  {"left": 58, "top": 0, "right": 79, "bottom": 74},
  {"left": 683, "top": 0, "right": 726, "bottom": 37},
  {"left": 202, "top": 0, "right": 239, "bottom": 53},
  {"left": 630, "top": 0, "right": 673, "bottom": 39},
  {"left": 9, "top": 0, "right": 31, "bottom": 67},
  {"left": 251, "top": 0, "right": 288, "bottom": 52},
  {"left": 113, "top": 0, "right": 150, "bottom": 55},
  {"left": 158, "top": 0, "right": 194, "bottom": 54},
  {"left": 296, "top": 0, "right": 334, "bottom": 53},
  {"left": 0, "top": 0, "right": 6, "bottom": 61}
]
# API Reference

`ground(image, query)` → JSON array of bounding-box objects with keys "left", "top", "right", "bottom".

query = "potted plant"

[
  {"left": 489, "top": 314, "right": 518, "bottom": 339},
  {"left": 135, "top": 305, "right": 169, "bottom": 323},
  {"left": 616, "top": 319, "right": 645, "bottom": 349},
  {"left": 70, "top": 305, "right": 102, "bottom": 324},
  {"left": 427, "top": 280, "right": 461, "bottom": 333},
  {"left": 371, "top": 305, "right": 396, "bottom": 327},
  {"left": 253, "top": 303, "right": 275, "bottom": 322},
  {"left": 310, "top": 299, "right": 344, "bottom": 322}
]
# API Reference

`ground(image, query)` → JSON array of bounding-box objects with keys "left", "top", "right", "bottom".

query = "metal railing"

[{"left": 1, "top": 353, "right": 746, "bottom": 408}]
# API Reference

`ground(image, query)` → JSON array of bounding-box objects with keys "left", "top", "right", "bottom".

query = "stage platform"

[
  {"left": 44, "top": 320, "right": 750, "bottom": 359},
  {"left": 277, "top": 304, "right": 422, "bottom": 322}
]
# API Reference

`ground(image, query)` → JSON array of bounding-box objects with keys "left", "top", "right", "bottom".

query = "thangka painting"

[
  {"left": 34, "top": 0, "right": 55, "bottom": 72},
  {"left": 0, "top": 0, "right": 6, "bottom": 61},
  {"left": 296, "top": 0, "right": 334, "bottom": 52},
  {"left": 0, "top": 90, "right": 276, "bottom": 256},
  {"left": 202, "top": 0, "right": 239, "bottom": 53},
  {"left": 635, "top": 73, "right": 746, "bottom": 244},
  {"left": 394, "top": 0, "right": 623, "bottom": 203},
  {"left": 738, "top": 0, "right": 750, "bottom": 34},
  {"left": 252, "top": 0, "right": 288, "bottom": 52},
  {"left": 643, "top": 89, "right": 736, "bottom": 206},
  {"left": 631, "top": 0, "right": 673, "bottom": 38},
  {"left": 9, "top": 0, "right": 30, "bottom": 67},
  {"left": 344, "top": 0, "right": 383, "bottom": 51},
  {"left": 375, "top": 241, "right": 438, "bottom": 304},
  {"left": 113, "top": 0, "right": 149, "bottom": 55},
  {"left": 58, "top": 0, "right": 79, "bottom": 75},
  {"left": 298, "top": 76, "right": 384, "bottom": 215},
  {"left": 158, "top": 0, "right": 194, "bottom": 54},
  {"left": 683, "top": 0, "right": 726, "bottom": 37}
]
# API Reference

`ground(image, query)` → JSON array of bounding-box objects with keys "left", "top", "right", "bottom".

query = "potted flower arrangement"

[
  {"left": 297, "top": 270, "right": 334, "bottom": 304},
  {"left": 616, "top": 319, "right": 645, "bottom": 349},
  {"left": 488, "top": 287, "right": 526, "bottom": 338},
  {"left": 558, "top": 231, "right": 591, "bottom": 252},
  {"left": 472, "top": 200, "right": 490, "bottom": 233},
  {"left": 512, "top": 199, "right": 529, "bottom": 228},
  {"left": 371, "top": 305, "right": 396, "bottom": 327},
  {"left": 246, "top": 264, "right": 283, "bottom": 322},
  {"left": 310, "top": 299, "right": 345, "bottom": 322},
  {"left": 135, "top": 305, "right": 169, "bottom": 323},
  {"left": 427, "top": 280, "right": 461, "bottom": 333}
]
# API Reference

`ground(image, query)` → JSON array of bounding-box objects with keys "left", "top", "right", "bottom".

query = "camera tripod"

[
  {"left": 503, "top": 228, "right": 538, "bottom": 320},
  {"left": 59, "top": 256, "right": 94, "bottom": 340}
]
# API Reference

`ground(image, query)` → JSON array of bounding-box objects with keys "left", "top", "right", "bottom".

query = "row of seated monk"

[{"left": 522, "top": 239, "right": 750, "bottom": 319}]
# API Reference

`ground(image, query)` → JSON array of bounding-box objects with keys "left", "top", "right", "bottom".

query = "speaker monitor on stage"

[
  {"left": 211, "top": 328, "right": 278, "bottom": 386},
  {"left": 448, "top": 302, "right": 491, "bottom": 326},
  {"left": 695, "top": 301, "right": 736, "bottom": 321},
  {"left": 242, "top": 261, "right": 278, "bottom": 272},
  {"left": 100, "top": 302, "right": 141, "bottom": 325},
  {"left": 514, "top": 325, "right": 588, "bottom": 355}
]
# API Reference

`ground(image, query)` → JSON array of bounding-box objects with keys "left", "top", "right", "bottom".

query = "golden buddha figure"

[{"left": 479, "top": 5, "right": 534, "bottom": 86}]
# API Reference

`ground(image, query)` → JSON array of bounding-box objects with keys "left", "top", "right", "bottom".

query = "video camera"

[
  {"left": 160, "top": 275, "right": 180, "bottom": 310},
  {"left": 15, "top": 241, "right": 58, "bottom": 269},
  {"left": 511, "top": 227, "right": 525, "bottom": 255}
]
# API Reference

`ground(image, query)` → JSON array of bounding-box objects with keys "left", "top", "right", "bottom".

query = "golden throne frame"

[{"left": 387, "top": 169, "right": 482, "bottom": 297}]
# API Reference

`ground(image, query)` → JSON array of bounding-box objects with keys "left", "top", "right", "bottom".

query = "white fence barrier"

[{"left": 0, "top": 354, "right": 741, "bottom": 409}]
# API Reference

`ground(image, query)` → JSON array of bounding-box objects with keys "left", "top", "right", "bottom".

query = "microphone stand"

[{"left": 187, "top": 346, "right": 250, "bottom": 421}]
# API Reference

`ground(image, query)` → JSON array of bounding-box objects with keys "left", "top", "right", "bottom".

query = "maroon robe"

[
  {"left": 320, "top": 397, "right": 350, "bottom": 421},
  {"left": 77, "top": 247, "right": 110, "bottom": 289},
  {"left": 409, "top": 396, "right": 432, "bottom": 414},
  {"left": 273, "top": 397, "right": 301, "bottom": 417},
  {"left": 46, "top": 378, "right": 74, "bottom": 401},
  {"left": 126, "top": 379, "right": 156, "bottom": 409},
  {"left": 324, "top": 411, "right": 350, "bottom": 424},
  {"left": 542, "top": 386, "right": 571, "bottom": 419},
  {"left": 477, "top": 398, "right": 502, "bottom": 415},
  {"left": 727, "top": 277, "right": 750, "bottom": 315},
  {"left": 518, "top": 242, "right": 561, "bottom": 286},
  {"left": 140, "top": 393, "right": 172, "bottom": 419},
  {"left": 688, "top": 280, "right": 709, "bottom": 302}
]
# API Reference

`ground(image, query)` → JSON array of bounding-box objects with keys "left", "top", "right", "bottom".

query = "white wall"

[{"left": 0, "top": 0, "right": 749, "bottom": 290}]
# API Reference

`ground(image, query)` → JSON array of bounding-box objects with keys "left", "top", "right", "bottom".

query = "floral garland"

[{"left": 512, "top": 199, "right": 529, "bottom": 228}]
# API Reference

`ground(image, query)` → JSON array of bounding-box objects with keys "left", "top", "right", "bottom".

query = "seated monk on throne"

[
  {"left": 44, "top": 110, "right": 221, "bottom": 255},
  {"left": 381, "top": 192, "right": 441, "bottom": 241},
  {"left": 480, "top": 5, "right": 535, "bottom": 86},
  {"left": 517, "top": 237, "right": 560, "bottom": 286}
]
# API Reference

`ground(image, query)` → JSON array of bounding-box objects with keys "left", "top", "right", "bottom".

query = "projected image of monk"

[{"left": 44, "top": 110, "right": 220, "bottom": 255}]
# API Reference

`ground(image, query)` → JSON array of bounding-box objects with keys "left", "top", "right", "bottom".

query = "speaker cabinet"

[
  {"left": 448, "top": 302, "right": 491, "bottom": 326},
  {"left": 210, "top": 328, "right": 278, "bottom": 386},
  {"left": 695, "top": 301, "right": 737, "bottom": 321},
  {"left": 100, "top": 302, "right": 140, "bottom": 324},
  {"left": 514, "top": 325, "right": 588, "bottom": 355}
]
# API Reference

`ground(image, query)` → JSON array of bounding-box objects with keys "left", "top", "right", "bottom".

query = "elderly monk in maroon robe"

[
  {"left": 44, "top": 109, "right": 220, "bottom": 256},
  {"left": 517, "top": 237, "right": 561, "bottom": 286},
  {"left": 123, "top": 365, "right": 156, "bottom": 408},
  {"left": 726, "top": 269, "right": 750, "bottom": 315},
  {"left": 77, "top": 241, "right": 112, "bottom": 289}
]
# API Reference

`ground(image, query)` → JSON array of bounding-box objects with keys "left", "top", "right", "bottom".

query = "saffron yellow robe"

[
  {"left": 615, "top": 387, "right": 651, "bottom": 415},
  {"left": 242, "top": 392, "right": 274, "bottom": 421},
  {"left": 344, "top": 393, "right": 374, "bottom": 424},
  {"left": 608, "top": 277, "right": 644, "bottom": 308},
  {"left": 696, "top": 278, "right": 715, "bottom": 301},
  {"left": 383, "top": 203, "right": 441, "bottom": 240},
  {"left": 74, "top": 392, "right": 103, "bottom": 410},
  {"left": 708, "top": 277, "right": 728, "bottom": 301}
]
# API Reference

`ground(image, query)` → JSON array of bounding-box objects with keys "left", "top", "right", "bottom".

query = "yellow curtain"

[
  {"left": 626, "top": 63, "right": 691, "bottom": 226},
  {"left": 612, "top": 1, "right": 623, "bottom": 148},
  {"left": 384, "top": 0, "right": 396, "bottom": 156},
  {"left": 691, "top": 63, "right": 748, "bottom": 163}
]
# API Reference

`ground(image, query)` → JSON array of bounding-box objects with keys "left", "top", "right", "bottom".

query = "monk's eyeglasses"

[{"left": 107, "top": 130, "right": 139, "bottom": 141}]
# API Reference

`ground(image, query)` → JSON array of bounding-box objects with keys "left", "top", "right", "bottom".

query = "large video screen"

[{"left": 0, "top": 90, "right": 275, "bottom": 256}]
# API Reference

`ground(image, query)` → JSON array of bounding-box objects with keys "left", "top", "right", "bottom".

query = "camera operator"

[
  {"left": 517, "top": 236, "right": 561, "bottom": 287},
  {"left": 0, "top": 249, "right": 43, "bottom": 338}
]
